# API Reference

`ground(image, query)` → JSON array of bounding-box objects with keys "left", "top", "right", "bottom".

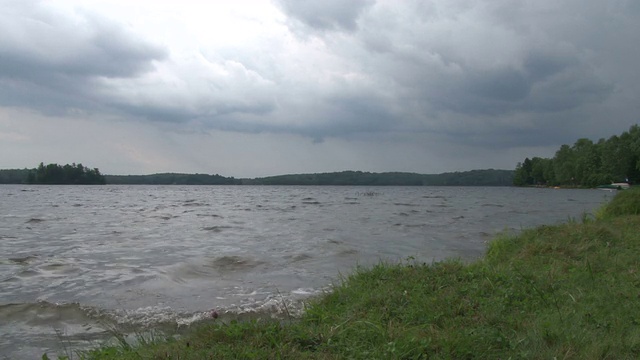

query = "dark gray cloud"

[
  {"left": 0, "top": 1, "right": 167, "bottom": 113},
  {"left": 333, "top": 0, "right": 631, "bottom": 148},
  {"left": 277, "top": 0, "right": 375, "bottom": 32},
  {"left": 425, "top": 54, "right": 612, "bottom": 117},
  {"left": 288, "top": 93, "right": 398, "bottom": 141}
]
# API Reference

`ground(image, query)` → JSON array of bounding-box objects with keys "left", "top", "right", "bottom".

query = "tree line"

[
  {"left": 1, "top": 167, "right": 514, "bottom": 186},
  {"left": 105, "top": 173, "right": 241, "bottom": 185},
  {"left": 27, "top": 163, "right": 106, "bottom": 184},
  {"left": 0, "top": 169, "right": 30, "bottom": 184},
  {"left": 514, "top": 125, "right": 640, "bottom": 187},
  {"left": 244, "top": 169, "right": 514, "bottom": 186}
]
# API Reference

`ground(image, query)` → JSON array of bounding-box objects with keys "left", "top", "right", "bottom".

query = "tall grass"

[
  {"left": 596, "top": 187, "right": 640, "bottom": 219},
  {"left": 54, "top": 188, "right": 640, "bottom": 359}
]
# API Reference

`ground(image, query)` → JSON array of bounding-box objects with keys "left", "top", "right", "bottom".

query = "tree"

[
  {"left": 514, "top": 125, "right": 640, "bottom": 187},
  {"left": 553, "top": 145, "right": 576, "bottom": 186},
  {"left": 28, "top": 163, "right": 106, "bottom": 185}
]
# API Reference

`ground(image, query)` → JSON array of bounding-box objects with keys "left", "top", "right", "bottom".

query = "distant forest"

[
  {"left": 514, "top": 125, "right": 640, "bottom": 187},
  {"left": 106, "top": 173, "right": 241, "bottom": 185},
  {"left": 0, "top": 167, "right": 513, "bottom": 186},
  {"left": 244, "top": 170, "right": 513, "bottom": 186},
  {"left": 2, "top": 163, "right": 107, "bottom": 185}
]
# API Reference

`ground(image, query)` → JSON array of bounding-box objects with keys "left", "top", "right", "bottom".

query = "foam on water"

[{"left": 0, "top": 298, "right": 306, "bottom": 359}]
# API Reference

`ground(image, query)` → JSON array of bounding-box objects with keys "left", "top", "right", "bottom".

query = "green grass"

[
  {"left": 596, "top": 187, "right": 640, "bottom": 219},
  {"left": 53, "top": 189, "right": 640, "bottom": 359}
]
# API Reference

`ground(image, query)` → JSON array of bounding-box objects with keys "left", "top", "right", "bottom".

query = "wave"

[
  {"left": 287, "top": 253, "right": 313, "bottom": 262},
  {"left": 202, "top": 225, "right": 233, "bottom": 232},
  {"left": 183, "top": 202, "right": 208, "bottom": 207},
  {"left": 0, "top": 301, "right": 212, "bottom": 341},
  {"left": 0, "top": 301, "right": 97, "bottom": 326},
  {"left": 165, "top": 255, "right": 266, "bottom": 284},
  {"left": 394, "top": 203, "right": 420, "bottom": 207},
  {"left": 208, "top": 255, "right": 264, "bottom": 272},
  {"left": 0, "top": 293, "right": 314, "bottom": 333},
  {"left": 196, "top": 214, "right": 224, "bottom": 218},
  {"left": 7, "top": 255, "right": 39, "bottom": 264},
  {"left": 481, "top": 203, "right": 505, "bottom": 208},
  {"left": 25, "top": 218, "right": 45, "bottom": 224}
]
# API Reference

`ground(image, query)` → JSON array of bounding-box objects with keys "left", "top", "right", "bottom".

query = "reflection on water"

[{"left": 0, "top": 185, "right": 611, "bottom": 359}]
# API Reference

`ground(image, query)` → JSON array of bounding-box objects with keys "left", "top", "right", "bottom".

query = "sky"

[{"left": 1, "top": 0, "right": 639, "bottom": 177}]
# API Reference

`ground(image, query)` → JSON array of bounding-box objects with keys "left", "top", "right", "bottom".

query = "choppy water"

[{"left": 0, "top": 185, "right": 611, "bottom": 359}]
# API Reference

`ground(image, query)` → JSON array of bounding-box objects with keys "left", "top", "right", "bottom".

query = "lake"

[{"left": 0, "top": 185, "right": 612, "bottom": 359}]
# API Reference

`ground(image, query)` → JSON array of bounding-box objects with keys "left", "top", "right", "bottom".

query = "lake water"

[{"left": 0, "top": 185, "right": 612, "bottom": 359}]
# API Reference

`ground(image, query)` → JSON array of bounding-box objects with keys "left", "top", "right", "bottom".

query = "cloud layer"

[{"left": 0, "top": 0, "right": 638, "bottom": 176}]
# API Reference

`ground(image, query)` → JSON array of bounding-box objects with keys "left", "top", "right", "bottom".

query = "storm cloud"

[
  {"left": 0, "top": 0, "right": 167, "bottom": 115},
  {"left": 0, "top": 0, "right": 638, "bottom": 176},
  {"left": 277, "top": 0, "right": 375, "bottom": 32}
]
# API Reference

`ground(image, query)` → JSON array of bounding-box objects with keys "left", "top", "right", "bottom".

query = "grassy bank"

[{"left": 58, "top": 189, "right": 640, "bottom": 359}]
